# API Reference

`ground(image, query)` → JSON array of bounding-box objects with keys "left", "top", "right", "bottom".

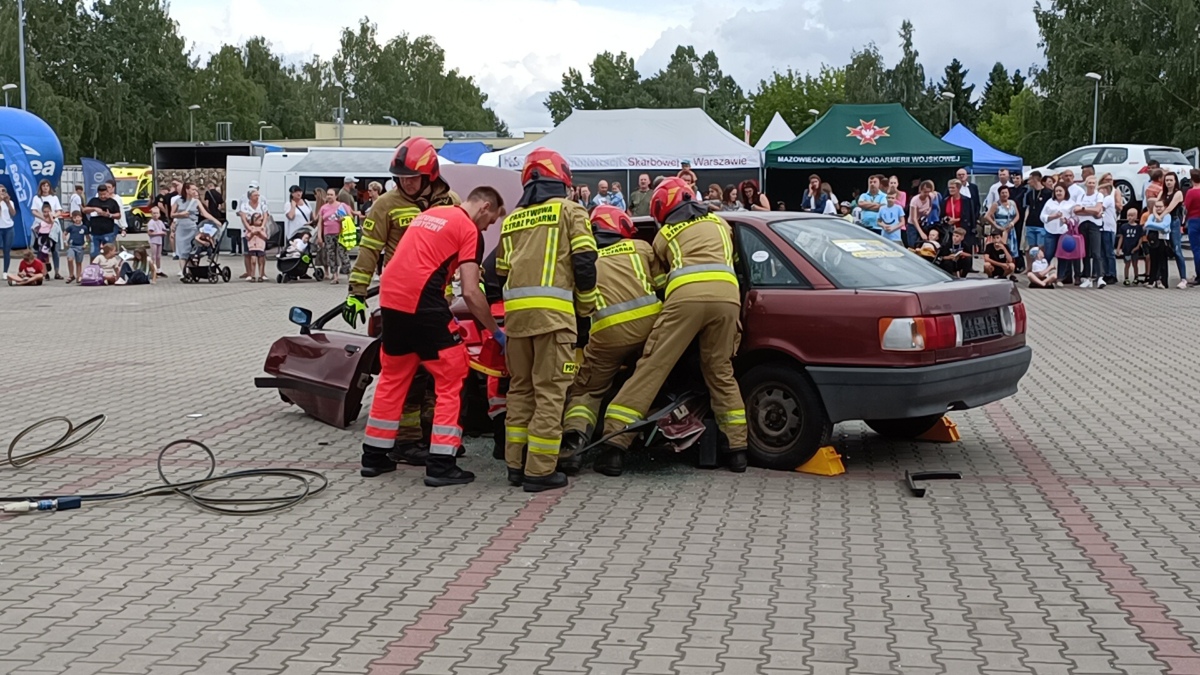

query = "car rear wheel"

[
  {"left": 742, "top": 365, "right": 831, "bottom": 470},
  {"left": 865, "top": 414, "right": 945, "bottom": 439},
  {"left": 1115, "top": 180, "right": 1134, "bottom": 206}
]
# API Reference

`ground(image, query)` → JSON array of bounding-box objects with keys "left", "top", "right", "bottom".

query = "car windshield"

[
  {"left": 1145, "top": 148, "right": 1190, "bottom": 166},
  {"left": 114, "top": 178, "right": 139, "bottom": 198},
  {"left": 769, "top": 217, "right": 951, "bottom": 289}
]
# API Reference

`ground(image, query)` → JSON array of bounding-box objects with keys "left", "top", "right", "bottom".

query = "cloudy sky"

[{"left": 171, "top": 0, "right": 1045, "bottom": 132}]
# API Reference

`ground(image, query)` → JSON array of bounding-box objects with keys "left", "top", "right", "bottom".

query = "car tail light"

[
  {"left": 1138, "top": 165, "right": 1151, "bottom": 174},
  {"left": 879, "top": 316, "right": 958, "bottom": 352},
  {"left": 367, "top": 312, "right": 382, "bottom": 338},
  {"left": 1006, "top": 302, "right": 1027, "bottom": 335}
]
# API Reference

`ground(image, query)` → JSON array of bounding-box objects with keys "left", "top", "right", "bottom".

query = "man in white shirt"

[
  {"left": 985, "top": 168, "right": 1015, "bottom": 209},
  {"left": 1062, "top": 170, "right": 1086, "bottom": 202},
  {"left": 1099, "top": 182, "right": 1119, "bottom": 284}
]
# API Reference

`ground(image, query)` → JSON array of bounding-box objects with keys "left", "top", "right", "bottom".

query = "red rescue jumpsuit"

[{"left": 363, "top": 205, "right": 485, "bottom": 458}]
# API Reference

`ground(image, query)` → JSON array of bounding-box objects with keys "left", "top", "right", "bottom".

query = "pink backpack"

[{"left": 80, "top": 263, "right": 105, "bottom": 286}]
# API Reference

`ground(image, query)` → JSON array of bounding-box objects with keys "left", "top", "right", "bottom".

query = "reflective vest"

[
  {"left": 589, "top": 238, "right": 666, "bottom": 346},
  {"left": 496, "top": 198, "right": 597, "bottom": 339},
  {"left": 652, "top": 213, "right": 740, "bottom": 305},
  {"left": 337, "top": 215, "right": 358, "bottom": 250}
]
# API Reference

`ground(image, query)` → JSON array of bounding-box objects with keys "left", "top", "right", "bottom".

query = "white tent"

[
  {"left": 754, "top": 112, "right": 796, "bottom": 151},
  {"left": 478, "top": 141, "right": 529, "bottom": 167},
  {"left": 494, "top": 108, "right": 761, "bottom": 171}
]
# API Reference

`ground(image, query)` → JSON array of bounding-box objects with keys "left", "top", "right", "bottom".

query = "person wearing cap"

[
  {"left": 283, "top": 185, "right": 313, "bottom": 241},
  {"left": 338, "top": 176, "right": 360, "bottom": 218}
]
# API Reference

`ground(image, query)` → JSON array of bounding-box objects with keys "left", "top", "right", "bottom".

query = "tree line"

[
  {"left": 0, "top": 0, "right": 507, "bottom": 164},
  {"left": 547, "top": 1, "right": 1200, "bottom": 166}
]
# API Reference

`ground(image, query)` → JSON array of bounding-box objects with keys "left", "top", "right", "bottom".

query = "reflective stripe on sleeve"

[{"left": 360, "top": 236, "right": 386, "bottom": 251}]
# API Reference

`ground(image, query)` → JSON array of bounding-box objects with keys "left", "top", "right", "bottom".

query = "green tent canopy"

[{"left": 765, "top": 103, "right": 971, "bottom": 169}]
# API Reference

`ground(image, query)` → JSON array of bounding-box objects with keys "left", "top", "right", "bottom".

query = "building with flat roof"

[{"left": 290, "top": 122, "right": 544, "bottom": 150}]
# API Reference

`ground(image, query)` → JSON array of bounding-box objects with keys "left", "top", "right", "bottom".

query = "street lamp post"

[
  {"left": 187, "top": 104, "right": 200, "bottom": 142},
  {"left": 17, "top": 0, "right": 27, "bottom": 109},
  {"left": 2, "top": 84, "right": 16, "bottom": 107},
  {"left": 940, "top": 91, "right": 955, "bottom": 131},
  {"left": 693, "top": 87, "right": 708, "bottom": 112},
  {"left": 1085, "top": 72, "right": 1102, "bottom": 144},
  {"left": 807, "top": 108, "right": 820, "bottom": 123},
  {"left": 333, "top": 81, "right": 345, "bottom": 147},
  {"left": 258, "top": 122, "right": 274, "bottom": 141}
]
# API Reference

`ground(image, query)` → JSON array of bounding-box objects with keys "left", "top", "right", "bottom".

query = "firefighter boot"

[
  {"left": 360, "top": 444, "right": 397, "bottom": 478},
  {"left": 593, "top": 443, "right": 624, "bottom": 477},
  {"left": 388, "top": 441, "right": 430, "bottom": 467},
  {"left": 726, "top": 448, "right": 748, "bottom": 473},
  {"left": 424, "top": 455, "right": 476, "bottom": 487},
  {"left": 557, "top": 431, "right": 586, "bottom": 476},
  {"left": 507, "top": 467, "right": 524, "bottom": 487},
  {"left": 523, "top": 471, "right": 568, "bottom": 493}
]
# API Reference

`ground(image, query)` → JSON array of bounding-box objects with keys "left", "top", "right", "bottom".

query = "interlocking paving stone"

[{"left": 4, "top": 258, "right": 1200, "bottom": 673}]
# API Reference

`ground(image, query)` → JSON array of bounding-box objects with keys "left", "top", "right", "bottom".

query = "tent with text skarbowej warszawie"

[
  {"left": 763, "top": 103, "right": 972, "bottom": 209},
  {"left": 493, "top": 108, "right": 761, "bottom": 173}
]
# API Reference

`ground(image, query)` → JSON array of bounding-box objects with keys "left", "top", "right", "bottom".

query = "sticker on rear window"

[{"left": 832, "top": 239, "right": 904, "bottom": 258}]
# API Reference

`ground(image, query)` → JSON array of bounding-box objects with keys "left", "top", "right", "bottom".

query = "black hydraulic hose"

[{"left": 2, "top": 416, "right": 328, "bottom": 515}]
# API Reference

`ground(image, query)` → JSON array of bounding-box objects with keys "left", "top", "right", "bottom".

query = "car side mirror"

[{"left": 289, "top": 306, "right": 313, "bottom": 332}]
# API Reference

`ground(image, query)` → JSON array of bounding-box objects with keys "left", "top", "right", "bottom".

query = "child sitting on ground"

[
  {"left": 1026, "top": 246, "right": 1057, "bottom": 288},
  {"left": 6, "top": 250, "right": 46, "bottom": 286},
  {"left": 983, "top": 228, "right": 1016, "bottom": 280},
  {"left": 939, "top": 227, "right": 973, "bottom": 278},
  {"left": 1116, "top": 206, "right": 1144, "bottom": 285}
]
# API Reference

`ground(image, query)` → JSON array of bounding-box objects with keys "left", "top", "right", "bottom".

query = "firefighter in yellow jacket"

[
  {"left": 558, "top": 205, "right": 665, "bottom": 474},
  {"left": 593, "top": 177, "right": 747, "bottom": 476},
  {"left": 496, "top": 148, "right": 598, "bottom": 492},
  {"left": 344, "top": 137, "right": 461, "bottom": 475}
]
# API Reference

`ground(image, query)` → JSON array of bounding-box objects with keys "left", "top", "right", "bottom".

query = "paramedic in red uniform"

[{"left": 361, "top": 187, "right": 507, "bottom": 486}]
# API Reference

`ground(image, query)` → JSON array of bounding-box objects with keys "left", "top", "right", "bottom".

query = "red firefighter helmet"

[
  {"left": 650, "top": 177, "right": 695, "bottom": 223},
  {"left": 590, "top": 205, "right": 637, "bottom": 239},
  {"left": 520, "top": 148, "right": 572, "bottom": 188},
  {"left": 390, "top": 137, "right": 441, "bottom": 181}
]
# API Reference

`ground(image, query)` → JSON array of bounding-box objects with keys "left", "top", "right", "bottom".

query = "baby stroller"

[
  {"left": 276, "top": 227, "right": 324, "bottom": 283},
  {"left": 182, "top": 221, "right": 233, "bottom": 284}
]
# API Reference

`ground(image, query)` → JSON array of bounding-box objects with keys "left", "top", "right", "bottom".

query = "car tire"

[
  {"left": 865, "top": 414, "right": 945, "bottom": 439},
  {"left": 741, "top": 365, "right": 831, "bottom": 470},
  {"left": 1115, "top": 180, "right": 1135, "bottom": 206}
]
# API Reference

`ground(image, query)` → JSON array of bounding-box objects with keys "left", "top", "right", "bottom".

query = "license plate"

[{"left": 961, "top": 309, "right": 1002, "bottom": 342}]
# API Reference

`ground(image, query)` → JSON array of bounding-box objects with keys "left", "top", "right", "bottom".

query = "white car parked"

[{"left": 1031, "top": 144, "right": 1192, "bottom": 204}]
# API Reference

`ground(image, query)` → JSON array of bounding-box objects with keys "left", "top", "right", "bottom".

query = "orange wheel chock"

[
  {"left": 796, "top": 446, "right": 846, "bottom": 476},
  {"left": 918, "top": 416, "right": 961, "bottom": 443}
]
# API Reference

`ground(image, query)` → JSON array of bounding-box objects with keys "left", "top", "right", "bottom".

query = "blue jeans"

[
  {"left": 1043, "top": 232, "right": 1059, "bottom": 264},
  {"left": 1101, "top": 230, "right": 1116, "bottom": 279},
  {"left": 1189, "top": 218, "right": 1200, "bottom": 283},
  {"left": 0, "top": 227, "right": 12, "bottom": 273},
  {"left": 90, "top": 231, "right": 116, "bottom": 259},
  {"left": 1171, "top": 217, "right": 1188, "bottom": 281},
  {"left": 1025, "top": 226, "right": 1047, "bottom": 254}
]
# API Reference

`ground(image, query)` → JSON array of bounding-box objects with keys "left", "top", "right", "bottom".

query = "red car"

[{"left": 259, "top": 203, "right": 1031, "bottom": 471}]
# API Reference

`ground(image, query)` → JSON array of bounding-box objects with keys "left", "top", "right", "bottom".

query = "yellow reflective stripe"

[
  {"left": 565, "top": 406, "right": 597, "bottom": 424},
  {"left": 570, "top": 234, "right": 597, "bottom": 252},
  {"left": 652, "top": 274, "right": 667, "bottom": 290},
  {"left": 668, "top": 239, "right": 683, "bottom": 270},
  {"left": 576, "top": 288, "right": 599, "bottom": 303},
  {"left": 605, "top": 404, "right": 643, "bottom": 425},
  {"left": 718, "top": 409, "right": 747, "bottom": 426},
  {"left": 665, "top": 271, "right": 739, "bottom": 298},
  {"left": 497, "top": 236, "right": 513, "bottom": 272},
  {"left": 360, "top": 236, "right": 385, "bottom": 251},
  {"left": 528, "top": 435, "right": 561, "bottom": 455},
  {"left": 505, "top": 296, "right": 575, "bottom": 314},
  {"left": 349, "top": 271, "right": 373, "bottom": 285},
  {"left": 506, "top": 426, "right": 528, "bottom": 444},
  {"left": 591, "top": 299, "right": 662, "bottom": 333},
  {"left": 399, "top": 411, "right": 422, "bottom": 428},
  {"left": 717, "top": 219, "right": 734, "bottom": 266},
  {"left": 630, "top": 253, "right": 651, "bottom": 295},
  {"left": 541, "top": 227, "right": 559, "bottom": 287}
]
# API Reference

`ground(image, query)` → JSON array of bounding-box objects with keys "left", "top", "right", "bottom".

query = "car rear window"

[
  {"left": 1145, "top": 148, "right": 1190, "bottom": 166},
  {"left": 769, "top": 218, "right": 951, "bottom": 289}
]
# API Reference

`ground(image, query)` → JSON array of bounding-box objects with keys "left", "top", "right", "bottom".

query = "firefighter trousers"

[
  {"left": 601, "top": 300, "right": 746, "bottom": 451},
  {"left": 364, "top": 345, "right": 468, "bottom": 457},
  {"left": 505, "top": 329, "right": 577, "bottom": 477},
  {"left": 562, "top": 340, "right": 644, "bottom": 439}
]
